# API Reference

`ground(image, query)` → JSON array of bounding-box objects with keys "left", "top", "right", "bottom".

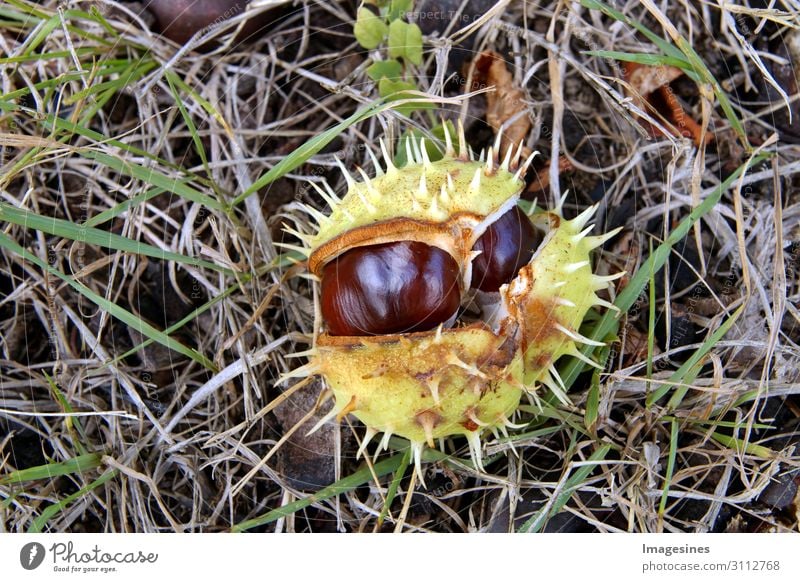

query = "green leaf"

[
  {"left": 378, "top": 78, "right": 417, "bottom": 95},
  {"left": 387, "top": 19, "right": 423, "bottom": 65},
  {"left": 354, "top": 6, "right": 388, "bottom": 49},
  {"left": 366, "top": 59, "right": 404, "bottom": 81},
  {"left": 388, "top": 0, "right": 413, "bottom": 21},
  {"left": 378, "top": 78, "right": 432, "bottom": 116}
]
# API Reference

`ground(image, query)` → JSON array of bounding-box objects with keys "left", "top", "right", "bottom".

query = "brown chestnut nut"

[
  {"left": 321, "top": 241, "right": 461, "bottom": 336},
  {"left": 142, "top": 0, "right": 271, "bottom": 46},
  {"left": 470, "top": 206, "right": 540, "bottom": 292}
]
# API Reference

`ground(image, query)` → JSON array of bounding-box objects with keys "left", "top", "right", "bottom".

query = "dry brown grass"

[{"left": 0, "top": 0, "right": 798, "bottom": 533}]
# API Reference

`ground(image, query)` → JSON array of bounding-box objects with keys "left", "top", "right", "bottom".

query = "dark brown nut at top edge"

[{"left": 142, "top": 0, "right": 285, "bottom": 47}]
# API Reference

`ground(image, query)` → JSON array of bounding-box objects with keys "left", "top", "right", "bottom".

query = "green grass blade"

[
  {"left": 83, "top": 186, "right": 166, "bottom": 228},
  {"left": 518, "top": 405, "right": 589, "bottom": 436},
  {"left": 561, "top": 154, "right": 770, "bottom": 391},
  {"left": 44, "top": 372, "right": 89, "bottom": 456},
  {"left": 1, "top": 1, "right": 47, "bottom": 22},
  {"left": 656, "top": 303, "right": 746, "bottom": 408},
  {"left": 165, "top": 71, "right": 231, "bottom": 140},
  {"left": 18, "top": 13, "right": 60, "bottom": 57},
  {"left": 0, "top": 232, "right": 218, "bottom": 371},
  {"left": 658, "top": 419, "right": 679, "bottom": 520},
  {"left": 97, "top": 279, "right": 244, "bottom": 371},
  {"left": 584, "top": 363, "right": 603, "bottom": 434},
  {"left": 165, "top": 72, "right": 212, "bottom": 176},
  {"left": 580, "top": 0, "right": 686, "bottom": 62},
  {"left": 1, "top": 93, "right": 219, "bottom": 201},
  {"left": 66, "top": 60, "right": 155, "bottom": 106},
  {"left": 584, "top": 50, "right": 692, "bottom": 71},
  {"left": 0, "top": 73, "right": 85, "bottom": 108},
  {"left": 498, "top": 424, "right": 565, "bottom": 444},
  {"left": 0, "top": 46, "right": 104, "bottom": 65},
  {"left": 231, "top": 452, "right": 407, "bottom": 532},
  {"left": 673, "top": 36, "right": 746, "bottom": 141},
  {"left": 377, "top": 447, "right": 411, "bottom": 526},
  {"left": 647, "top": 239, "right": 656, "bottom": 391},
  {"left": 709, "top": 433, "right": 774, "bottom": 459},
  {"left": 0, "top": 201, "right": 232, "bottom": 275},
  {"left": 60, "top": 11, "right": 117, "bottom": 46},
  {"left": 518, "top": 444, "right": 612, "bottom": 532},
  {"left": 232, "top": 100, "right": 395, "bottom": 206},
  {"left": 81, "top": 150, "right": 226, "bottom": 212},
  {"left": 40, "top": 105, "right": 172, "bottom": 168},
  {"left": 0, "top": 453, "right": 102, "bottom": 486},
  {"left": 28, "top": 469, "right": 118, "bottom": 533},
  {"left": 580, "top": 0, "right": 747, "bottom": 144},
  {"left": 0, "top": 62, "right": 131, "bottom": 105},
  {"left": 670, "top": 417, "right": 773, "bottom": 431},
  {"left": 0, "top": 99, "right": 216, "bottom": 198},
  {"left": 663, "top": 360, "right": 703, "bottom": 410}
]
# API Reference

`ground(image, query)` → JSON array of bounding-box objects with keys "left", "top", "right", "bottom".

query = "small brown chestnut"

[
  {"left": 470, "top": 205, "right": 540, "bottom": 292},
  {"left": 321, "top": 241, "right": 461, "bottom": 336},
  {"left": 142, "top": 0, "right": 270, "bottom": 46}
]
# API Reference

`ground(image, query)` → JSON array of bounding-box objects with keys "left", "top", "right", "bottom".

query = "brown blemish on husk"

[{"left": 461, "top": 419, "right": 479, "bottom": 432}]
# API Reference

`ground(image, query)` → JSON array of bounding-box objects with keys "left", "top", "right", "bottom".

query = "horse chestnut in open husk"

[{"left": 281, "top": 125, "right": 623, "bottom": 480}]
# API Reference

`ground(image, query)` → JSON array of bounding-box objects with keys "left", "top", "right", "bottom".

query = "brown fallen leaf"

[
  {"left": 622, "top": 62, "right": 712, "bottom": 146},
  {"left": 471, "top": 51, "right": 531, "bottom": 156},
  {"left": 465, "top": 52, "right": 574, "bottom": 195}
]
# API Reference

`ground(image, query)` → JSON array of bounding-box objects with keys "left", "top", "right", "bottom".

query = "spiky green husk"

[
  {"left": 310, "top": 156, "right": 522, "bottom": 252},
  {"left": 503, "top": 209, "right": 623, "bottom": 402},
  {"left": 286, "top": 130, "right": 621, "bottom": 481},
  {"left": 315, "top": 325, "right": 523, "bottom": 447},
  {"left": 299, "top": 130, "right": 538, "bottom": 277}
]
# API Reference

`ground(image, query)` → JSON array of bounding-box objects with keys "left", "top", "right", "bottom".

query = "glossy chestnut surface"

[
  {"left": 321, "top": 241, "right": 461, "bottom": 336},
  {"left": 143, "top": 0, "right": 267, "bottom": 46},
  {"left": 470, "top": 206, "right": 539, "bottom": 292}
]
